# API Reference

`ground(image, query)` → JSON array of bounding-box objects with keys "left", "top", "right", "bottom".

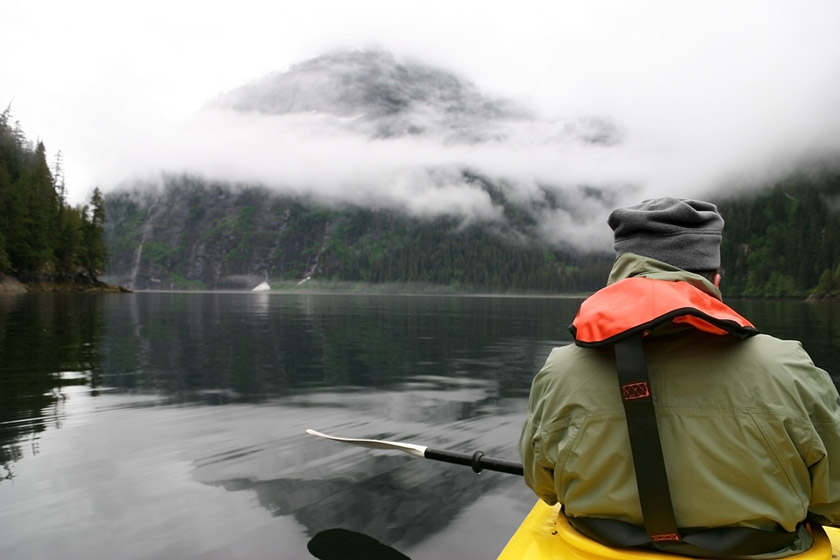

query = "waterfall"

[
  {"left": 303, "top": 220, "right": 330, "bottom": 281},
  {"left": 129, "top": 197, "right": 159, "bottom": 289},
  {"left": 128, "top": 242, "right": 144, "bottom": 290}
]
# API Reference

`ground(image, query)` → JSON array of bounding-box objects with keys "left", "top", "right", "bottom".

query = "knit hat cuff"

[
  {"left": 608, "top": 198, "right": 724, "bottom": 270},
  {"left": 613, "top": 232, "right": 721, "bottom": 270}
]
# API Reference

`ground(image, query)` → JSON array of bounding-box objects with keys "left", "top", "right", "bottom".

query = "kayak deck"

[{"left": 499, "top": 501, "right": 840, "bottom": 560}]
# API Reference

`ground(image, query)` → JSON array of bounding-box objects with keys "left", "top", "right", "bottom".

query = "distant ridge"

[{"left": 205, "top": 49, "right": 619, "bottom": 144}]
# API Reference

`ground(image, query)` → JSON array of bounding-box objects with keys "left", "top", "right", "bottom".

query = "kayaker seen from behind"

[{"left": 519, "top": 198, "right": 840, "bottom": 558}]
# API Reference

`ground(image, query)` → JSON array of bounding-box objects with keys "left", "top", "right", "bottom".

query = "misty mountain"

[
  {"left": 102, "top": 50, "right": 625, "bottom": 291},
  {"left": 206, "top": 49, "right": 620, "bottom": 145},
  {"left": 102, "top": 49, "right": 840, "bottom": 297}
]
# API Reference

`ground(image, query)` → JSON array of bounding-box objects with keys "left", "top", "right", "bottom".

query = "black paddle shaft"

[{"left": 423, "top": 448, "right": 524, "bottom": 476}]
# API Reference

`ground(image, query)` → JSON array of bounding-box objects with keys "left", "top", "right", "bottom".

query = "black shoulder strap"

[{"left": 613, "top": 335, "right": 681, "bottom": 544}]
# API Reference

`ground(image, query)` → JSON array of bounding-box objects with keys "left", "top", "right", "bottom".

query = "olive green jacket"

[{"left": 519, "top": 254, "right": 840, "bottom": 557}]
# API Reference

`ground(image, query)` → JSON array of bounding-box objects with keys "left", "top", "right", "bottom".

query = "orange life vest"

[{"left": 571, "top": 276, "right": 757, "bottom": 346}]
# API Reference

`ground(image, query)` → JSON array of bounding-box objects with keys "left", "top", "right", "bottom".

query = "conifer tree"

[
  {"left": 82, "top": 187, "right": 107, "bottom": 273},
  {"left": 0, "top": 108, "right": 108, "bottom": 280}
]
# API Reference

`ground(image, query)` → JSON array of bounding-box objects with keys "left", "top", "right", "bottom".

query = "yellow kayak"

[{"left": 499, "top": 501, "right": 840, "bottom": 560}]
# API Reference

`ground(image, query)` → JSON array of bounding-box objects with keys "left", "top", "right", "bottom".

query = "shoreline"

[{"left": 0, "top": 273, "right": 131, "bottom": 294}]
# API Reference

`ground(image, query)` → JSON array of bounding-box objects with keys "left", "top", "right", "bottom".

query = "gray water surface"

[{"left": 1, "top": 292, "right": 838, "bottom": 559}]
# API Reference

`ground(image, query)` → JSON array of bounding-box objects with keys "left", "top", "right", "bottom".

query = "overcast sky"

[{"left": 3, "top": 0, "right": 840, "bottom": 224}]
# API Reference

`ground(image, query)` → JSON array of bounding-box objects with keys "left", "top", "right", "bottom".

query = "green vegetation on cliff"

[
  {"left": 104, "top": 176, "right": 612, "bottom": 292},
  {"left": 104, "top": 166, "right": 840, "bottom": 298},
  {"left": 0, "top": 108, "right": 107, "bottom": 280}
]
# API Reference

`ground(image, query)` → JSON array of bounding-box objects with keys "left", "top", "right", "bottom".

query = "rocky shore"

[{"left": 0, "top": 272, "right": 130, "bottom": 294}]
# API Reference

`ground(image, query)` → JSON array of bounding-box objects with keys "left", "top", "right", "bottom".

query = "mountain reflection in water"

[
  {"left": 193, "top": 393, "right": 525, "bottom": 549},
  {"left": 0, "top": 292, "right": 552, "bottom": 560}
]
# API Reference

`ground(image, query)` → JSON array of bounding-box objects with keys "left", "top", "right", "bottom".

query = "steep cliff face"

[
  {"left": 105, "top": 178, "right": 327, "bottom": 290},
  {"left": 103, "top": 175, "right": 613, "bottom": 292}
]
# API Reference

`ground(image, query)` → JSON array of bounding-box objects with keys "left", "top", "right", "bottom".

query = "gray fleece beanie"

[{"left": 608, "top": 198, "right": 724, "bottom": 270}]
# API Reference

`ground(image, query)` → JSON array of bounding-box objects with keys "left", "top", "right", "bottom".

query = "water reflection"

[
  {"left": 95, "top": 292, "right": 569, "bottom": 401},
  {"left": 4, "top": 292, "right": 839, "bottom": 559},
  {"left": 731, "top": 298, "right": 840, "bottom": 385},
  {"left": 187, "top": 384, "right": 528, "bottom": 547},
  {"left": 0, "top": 292, "right": 559, "bottom": 559},
  {"left": 0, "top": 293, "right": 105, "bottom": 482}
]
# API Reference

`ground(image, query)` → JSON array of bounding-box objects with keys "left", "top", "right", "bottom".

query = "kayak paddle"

[
  {"left": 308, "top": 528, "right": 410, "bottom": 560},
  {"left": 306, "top": 428, "right": 524, "bottom": 476}
]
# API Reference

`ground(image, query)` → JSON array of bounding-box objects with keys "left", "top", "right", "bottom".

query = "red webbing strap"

[{"left": 613, "top": 335, "right": 681, "bottom": 544}]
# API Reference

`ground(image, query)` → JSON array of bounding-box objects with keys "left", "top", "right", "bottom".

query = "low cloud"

[
  {"left": 96, "top": 2, "right": 840, "bottom": 253},
  {"left": 5, "top": 1, "right": 840, "bottom": 254},
  {"left": 113, "top": 108, "right": 632, "bottom": 250},
  {"left": 111, "top": 83, "right": 838, "bottom": 253}
]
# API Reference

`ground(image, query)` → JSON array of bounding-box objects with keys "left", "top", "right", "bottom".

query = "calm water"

[{"left": 1, "top": 291, "right": 839, "bottom": 560}]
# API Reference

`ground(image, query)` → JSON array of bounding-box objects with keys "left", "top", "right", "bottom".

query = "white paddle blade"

[{"left": 306, "top": 429, "right": 427, "bottom": 459}]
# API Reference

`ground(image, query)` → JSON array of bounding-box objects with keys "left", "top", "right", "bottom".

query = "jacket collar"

[{"left": 606, "top": 253, "right": 723, "bottom": 301}]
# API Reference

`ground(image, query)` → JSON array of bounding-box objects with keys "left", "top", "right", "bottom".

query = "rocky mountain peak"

[{"left": 205, "top": 49, "right": 535, "bottom": 141}]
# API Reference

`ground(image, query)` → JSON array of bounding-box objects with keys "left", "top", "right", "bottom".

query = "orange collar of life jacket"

[{"left": 571, "top": 276, "right": 757, "bottom": 347}]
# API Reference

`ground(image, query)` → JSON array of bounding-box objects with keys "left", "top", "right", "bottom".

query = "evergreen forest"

[
  {"left": 102, "top": 177, "right": 615, "bottom": 294},
  {"left": 0, "top": 109, "right": 107, "bottom": 281},
  {"left": 714, "top": 168, "right": 840, "bottom": 298},
  {"left": 100, "top": 165, "right": 840, "bottom": 299}
]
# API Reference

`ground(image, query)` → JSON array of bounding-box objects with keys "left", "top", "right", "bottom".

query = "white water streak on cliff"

[{"left": 129, "top": 196, "right": 160, "bottom": 289}]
